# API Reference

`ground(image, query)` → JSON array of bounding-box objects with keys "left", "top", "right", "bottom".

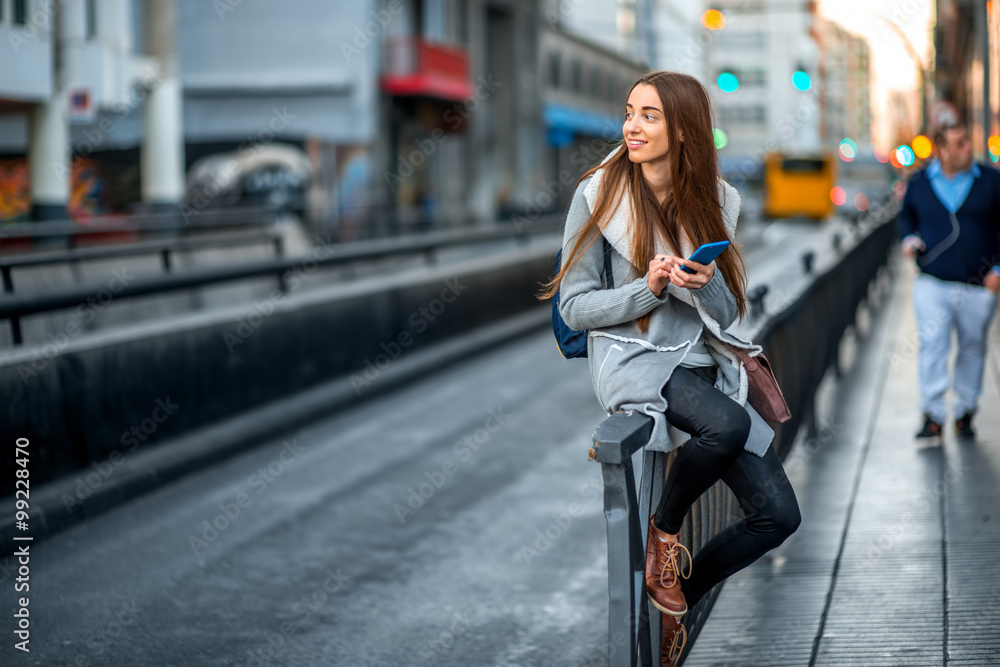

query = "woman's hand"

[
  {"left": 667, "top": 257, "right": 715, "bottom": 290},
  {"left": 648, "top": 255, "right": 679, "bottom": 296}
]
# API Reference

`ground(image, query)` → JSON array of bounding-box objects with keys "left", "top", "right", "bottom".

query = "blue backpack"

[{"left": 552, "top": 237, "right": 614, "bottom": 359}]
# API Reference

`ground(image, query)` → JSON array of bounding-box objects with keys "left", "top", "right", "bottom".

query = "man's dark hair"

[{"left": 933, "top": 123, "right": 968, "bottom": 149}]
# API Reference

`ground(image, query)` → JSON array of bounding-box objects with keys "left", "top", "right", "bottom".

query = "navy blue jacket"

[{"left": 896, "top": 162, "right": 1000, "bottom": 286}]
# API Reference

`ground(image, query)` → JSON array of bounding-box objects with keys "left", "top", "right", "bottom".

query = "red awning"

[{"left": 381, "top": 37, "right": 472, "bottom": 102}]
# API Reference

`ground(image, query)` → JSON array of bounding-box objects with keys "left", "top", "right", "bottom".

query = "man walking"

[{"left": 897, "top": 123, "right": 1000, "bottom": 445}]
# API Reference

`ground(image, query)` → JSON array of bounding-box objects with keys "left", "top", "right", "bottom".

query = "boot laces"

[
  {"left": 658, "top": 539, "right": 692, "bottom": 589},
  {"left": 665, "top": 621, "right": 687, "bottom": 664}
]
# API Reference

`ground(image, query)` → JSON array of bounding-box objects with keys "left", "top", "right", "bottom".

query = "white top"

[{"left": 679, "top": 328, "right": 717, "bottom": 368}]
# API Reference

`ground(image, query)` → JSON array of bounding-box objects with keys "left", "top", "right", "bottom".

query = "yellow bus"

[{"left": 763, "top": 152, "right": 837, "bottom": 220}]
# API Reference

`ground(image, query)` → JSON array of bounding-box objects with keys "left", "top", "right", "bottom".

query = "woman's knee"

[
  {"left": 774, "top": 499, "right": 801, "bottom": 539},
  {"left": 705, "top": 405, "right": 751, "bottom": 455},
  {"left": 746, "top": 490, "right": 801, "bottom": 539},
  {"left": 765, "top": 495, "right": 801, "bottom": 540}
]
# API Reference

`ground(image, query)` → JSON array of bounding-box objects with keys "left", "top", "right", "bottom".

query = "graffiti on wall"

[
  {"left": 0, "top": 160, "right": 29, "bottom": 222},
  {"left": 0, "top": 157, "right": 109, "bottom": 222}
]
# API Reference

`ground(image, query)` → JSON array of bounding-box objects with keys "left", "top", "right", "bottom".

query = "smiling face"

[{"left": 623, "top": 83, "right": 671, "bottom": 165}]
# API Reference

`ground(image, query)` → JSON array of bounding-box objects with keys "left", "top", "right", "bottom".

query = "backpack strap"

[{"left": 602, "top": 237, "right": 614, "bottom": 289}]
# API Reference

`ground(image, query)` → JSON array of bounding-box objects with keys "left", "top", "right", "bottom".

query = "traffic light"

[
  {"left": 791, "top": 69, "right": 811, "bottom": 91},
  {"left": 701, "top": 10, "right": 725, "bottom": 30},
  {"left": 717, "top": 72, "right": 739, "bottom": 93}
]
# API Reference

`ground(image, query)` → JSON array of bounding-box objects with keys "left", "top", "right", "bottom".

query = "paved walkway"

[{"left": 685, "top": 253, "right": 1000, "bottom": 666}]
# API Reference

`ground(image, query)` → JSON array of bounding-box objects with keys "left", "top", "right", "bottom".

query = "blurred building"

[
  {"left": 706, "top": 0, "right": 821, "bottom": 177},
  {"left": 0, "top": 0, "right": 183, "bottom": 221},
  {"left": 646, "top": 0, "right": 709, "bottom": 80},
  {"left": 813, "top": 17, "right": 872, "bottom": 149},
  {"left": 0, "top": 0, "right": 554, "bottom": 236},
  {"left": 536, "top": 26, "right": 644, "bottom": 211},
  {"left": 934, "top": 0, "right": 998, "bottom": 160}
]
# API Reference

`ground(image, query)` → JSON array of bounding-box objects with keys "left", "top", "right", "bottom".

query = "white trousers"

[{"left": 912, "top": 273, "right": 998, "bottom": 423}]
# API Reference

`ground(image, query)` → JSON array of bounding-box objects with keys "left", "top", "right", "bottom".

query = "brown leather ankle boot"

[
  {"left": 661, "top": 614, "right": 687, "bottom": 666},
  {"left": 645, "top": 514, "right": 692, "bottom": 617}
]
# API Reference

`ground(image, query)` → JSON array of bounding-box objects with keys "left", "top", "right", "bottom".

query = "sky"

[{"left": 817, "top": 0, "right": 935, "bottom": 150}]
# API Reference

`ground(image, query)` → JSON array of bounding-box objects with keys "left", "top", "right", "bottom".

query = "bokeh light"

[
  {"left": 911, "top": 135, "right": 932, "bottom": 159},
  {"left": 889, "top": 150, "right": 903, "bottom": 168},
  {"left": 873, "top": 148, "right": 888, "bottom": 163},
  {"left": 717, "top": 72, "right": 739, "bottom": 93},
  {"left": 895, "top": 145, "right": 915, "bottom": 167},
  {"left": 713, "top": 128, "right": 728, "bottom": 150},
  {"left": 989, "top": 135, "right": 1000, "bottom": 156},
  {"left": 791, "top": 71, "right": 811, "bottom": 91},
  {"left": 701, "top": 9, "right": 726, "bottom": 30},
  {"left": 830, "top": 186, "right": 846, "bottom": 206},
  {"left": 838, "top": 138, "right": 857, "bottom": 162},
  {"left": 853, "top": 192, "right": 869, "bottom": 211}
]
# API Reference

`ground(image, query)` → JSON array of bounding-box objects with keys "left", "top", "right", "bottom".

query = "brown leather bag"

[{"left": 732, "top": 347, "right": 792, "bottom": 423}]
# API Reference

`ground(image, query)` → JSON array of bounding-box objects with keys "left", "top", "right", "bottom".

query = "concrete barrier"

[{"left": 0, "top": 241, "right": 559, "bottom": 506}]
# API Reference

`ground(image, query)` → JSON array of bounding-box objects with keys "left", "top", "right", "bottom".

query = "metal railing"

[
  {"left": 0, "top": 206, "right": 276, "bottom": 248},
  {"left": 0, "top": 216, "right": 562, "bottom": 345},
  {"left": 590, "top": 210, "right": 898, "bottom": 666},
  {"left": 0, "top": 231, "right": 285, "bottom": 294}
]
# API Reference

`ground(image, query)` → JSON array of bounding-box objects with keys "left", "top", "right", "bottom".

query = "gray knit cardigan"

[{"left": 558, "top": 167, "right": 773, "bottom": 457}]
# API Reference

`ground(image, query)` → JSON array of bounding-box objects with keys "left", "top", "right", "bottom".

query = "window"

[
  {"left": 13, "top": 0, "right": 26, "bottom": 26},
  {"left": 85, "top": 0, "right": 97, "bottom": 39},
  {"left": 717, "top": 105, "right": 766, "bottom": 125},
  {"left": 716, "top": 31, "right": 766, "bottom": 50},
  {"left": 590, "top": 65, "right": 603, "bottom": 98},
  {"left": 570, "top": 58, "right": 582, "bottom": 94},
  {"left": 548, "top": 51, "right": 561, "bottom": 88}
]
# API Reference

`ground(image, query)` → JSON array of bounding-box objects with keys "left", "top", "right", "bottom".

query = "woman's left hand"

[{"left": 668, "top": 259, "right": 715, "bottom": 289}]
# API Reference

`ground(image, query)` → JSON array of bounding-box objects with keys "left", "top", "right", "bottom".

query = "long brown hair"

[{"left": 539, "top": 70, "right": 748, "bottom": 332}]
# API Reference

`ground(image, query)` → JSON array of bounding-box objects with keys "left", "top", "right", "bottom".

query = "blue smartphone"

[{"left": 680, "top": 240, "right": 731, "bottom": 273}]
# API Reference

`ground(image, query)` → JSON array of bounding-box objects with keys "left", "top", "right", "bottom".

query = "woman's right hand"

[{"left": 648, "top": 255, "right": 678, "bottom": 297}]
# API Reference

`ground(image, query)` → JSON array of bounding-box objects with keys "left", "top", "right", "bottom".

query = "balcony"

[{"left": 381, "top": 36, "right": 472, "bottom": 102}]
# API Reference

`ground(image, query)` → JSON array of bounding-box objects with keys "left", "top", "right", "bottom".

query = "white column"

[
  {"left": 28, "top": 0, "right": 85, "bottom": 220},
  {"left": 28, "top": 97, "right": 69, "bottom": 220},
  {"left": 141, "top": 0, "right": 184, "bottom": 208}
]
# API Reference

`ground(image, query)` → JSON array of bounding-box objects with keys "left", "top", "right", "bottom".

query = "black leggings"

[{"left": 654, "top": 365, "right": 801, "bottom": 608}]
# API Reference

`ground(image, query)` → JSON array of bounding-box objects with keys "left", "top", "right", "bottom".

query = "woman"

[{"left": 541, "top": 71, "right": 801, "bottom": 665}]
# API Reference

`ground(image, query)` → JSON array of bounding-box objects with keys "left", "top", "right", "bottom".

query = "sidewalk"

[{"left": 684, "top": 253, "right": 1000, "bottom": 666}]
